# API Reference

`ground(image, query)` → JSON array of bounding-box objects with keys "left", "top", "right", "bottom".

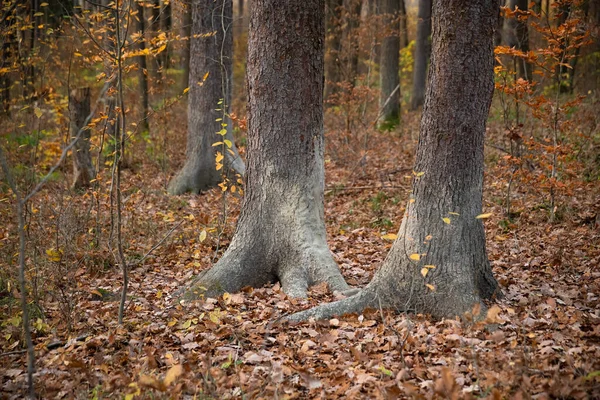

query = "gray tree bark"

[
  {"left": 290, "top": 0, "right": 502, "bottom": 322},
  {"left": 399, "top": 0, "right": 408, "bottom": 49},
  {"left": 378, "top": 0, "right": 400, "bottom": 128},
  {"left": 183, "top": 0, "right": 350, "bottom": 300},
  {"left": 409, "top": 0, "right": 431, "bottom": 110},
  {"left": 504, "top": 0, "right": 531, "bottom": 80},
  {"left": 70, "top": 88, "right": 95, "bottom": 190},
  {"left": 168, "top": 0, "right": 245, "bottom": 195}
]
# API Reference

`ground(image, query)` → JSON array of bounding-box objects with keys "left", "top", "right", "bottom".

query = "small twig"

[
  {"left": 0, "top": 350, "right": 27, "bottom": 357},
  {"left": 373, "top": 83, "right": 400, "bottom": 126},
  {"left": 133, "top": 220, "right": 185, "bottom": 267}
]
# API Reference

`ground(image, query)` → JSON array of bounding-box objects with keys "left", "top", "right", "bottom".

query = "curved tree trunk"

[
  {"left": 70, "top": 88, "right": 95, "bottom": 190},
  {"left": 184, "top": 0, "right": 350, "bottom": 300},
  {"left": 409, "top": 0, "right": 431, "bottom": 111},
  {"left": 290, "top": 0, "right": 502, "bottom": 322},
  {"left": 378, "top": 0, "right": 400, "bottom": 129},
  {"left": 168, "top": 0, "right": 245, "bottom": 195}
]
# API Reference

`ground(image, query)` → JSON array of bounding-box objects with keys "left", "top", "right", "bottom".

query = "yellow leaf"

[
  {"left": 156, "top": 290, "right": 163, "bottom": 299},
  {"left": 34, "top": 108, "right": 42, "bottom": 118},
  {"left": 442, "top": 217, "right": 451, "bottom": 224},
  {"left": 202, "top": 71, "right": 209, "bottom": 81},
  {"left": 448, "top": 212, "right": 460, "bottom": 216},
  {"left": 182, "top": 319, "right": 192, "bottom": 329},
  {"left": 223, "top": 292, "right": 231, "bottom": 305},
  {"left": 381, "top": 233, "right": 397, "bottom": 241},
  {"left": 199, "top": 230, "right": 207, "bottom": 242},
  {"left": 424, "top": 264, "right": 436, "bottom": 269},
  {"left": 167, "top": 319, "right": 177, "bottom": 327},
  {"left": 40, "top": 2, "right": 48, "bottom": 6},
  {"left": 183, "top": 87, "right": 189, "bottom": 94},
  {"left": 425, "top": 284, "right": 435, "bottom": 291},
  {"left": 476, "top": 213, "right": 493, "bottom": 219},
  {"left": 163, "top": 364, "right": 183, "bottom": 386},
  {"left": 215, "top": 152, "right": 224, "bottom": 163},
  {"left": 209, "top": 311, "right": 220, "bottom": 324},
  {"left": 212, "top": 141, "right": 223, "bottom": 147},
  {"left": 420, "top": 268, "right": 429, "bottom": 278},
  {"left": 413, "top": 171, "right": 425, "bottom": 177},
  {"left": 223, "top": 139, "right": 232, "bottom": 148},
  {"left": 34, "top": 12, "right": 44, "bottom": 16},
  {"left": 217, "top": 128, "right": 227, "bottom": 136},
  {"left": 409, "top": 253, "right": 420, "bottom": 261},
  {"left": 46, "top": 248, "right": 62, "bottom": 262},
  {"left": 154, "top": 44, "right": 167, "bottom": 55}
]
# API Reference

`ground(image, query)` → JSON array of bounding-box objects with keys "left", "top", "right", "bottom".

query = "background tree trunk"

[
  {"left": 135, "top": 0, "right": 150, "bottom": 133},
  {"left": 168, "top": 0, "right": 245, "bottom": 194},
  {"left": 290, "top": 0, "right": 501, "bottom": 322},
  {"left": 184, "top": 0, "right": 350, "bottom": 300},
  {"left": 399, "top": 0, "right": 408, "bottom": 49},
  {"left": 505, "top": 0, "right": 531, "bottom": 80},
  {"left": 378, "top": 0, "right": 400, "bottom": 128},
  {"left": 324, "top": 0, "right": 344, "bottom": 100},
  {"left": 409, "top": 0, "right": 431, "bottom": 110},
  {"left": 180, "top": 0, "right": 192, "bottom": 91},
  {"left": 70, "top": 88, "right": 95, "bottom": 190}
]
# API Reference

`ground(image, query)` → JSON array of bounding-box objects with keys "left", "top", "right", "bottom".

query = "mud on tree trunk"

[
  {"left": 70, "top": 88, "right": 95, "bottom": 190},
  {"left": 183, "top": 0, "right": 350, "bottom": 301},
  {"left": 168, "top": 0, "right": 245, "bottom": 195},
  {"left": 289, "top": 0, "right": 502, "bottom": 322}
]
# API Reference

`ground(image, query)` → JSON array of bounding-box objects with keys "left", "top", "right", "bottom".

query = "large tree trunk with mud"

[
  {"left": 168, "top": 0, "right": 245, "bottom": 195},
  {"left": 409, "top": 0, "right": 431, "bottom": 110},
  {"left": 70, "top": 88, "right": 95, "bottom": 190},
  {"left": 183, "top": 0, "right": 350, "bottom": 300},
  {"left": 290, "top": 0, "right": 502, "bottom": 322},
  {"left": 378, "top": 0, "right": 400, "bottom": 128}
]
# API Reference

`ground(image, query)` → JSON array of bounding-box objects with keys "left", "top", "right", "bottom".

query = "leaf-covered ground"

[{"left": 1, "top": 111, "right": 599, "bottom": 399}]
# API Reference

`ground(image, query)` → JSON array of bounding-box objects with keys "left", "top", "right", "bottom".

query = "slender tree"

[
  {"left": 290, "top": 0, "right": 502, "bottom": 321},
  {"left": 378, "top": 0, "right": 400, "bottom": 128},
  {"left": 183, "top": 0, "right": 350, "bottom": 300},
  {"left": 324, "top": 0, "right": 343, "bottom": 100},
  {"left": 410, "top": 0, "right": 431, "bottom": 110},
  {"left": 168, "top": 0, "right": 245, "bottom": 194}
]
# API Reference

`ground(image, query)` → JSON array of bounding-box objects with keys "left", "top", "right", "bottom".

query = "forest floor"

[{"left": 1, "top": 108, "right": 599, "bottom": 399}]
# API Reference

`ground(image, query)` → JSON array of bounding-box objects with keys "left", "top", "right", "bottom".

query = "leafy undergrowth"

[{"left": 1, "top": 114, "right": 599, "bottom": 399}]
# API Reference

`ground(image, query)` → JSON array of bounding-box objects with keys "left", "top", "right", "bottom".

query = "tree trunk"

[
  {"left": 70, "top": 88, "right": 95, "bottom": 190},
  {"left": 180, "top": 0, "right": 192, "bottom": 91},
  {"left": 341, "top": 0, "right": 362, "bottom": 84},
  {"left": 505, "top": 0, "right": 531, "bottom": 80},
  {"left": 135, "top": 0, "right": 150, "bottom": 133},
  {"left": 168, "top": 0, "right": 244, "bottom": 194},
  {"left": 183, "top": 0, "right": 350, "bottom": 300},
  {"left": 324, "top": 0, "right": 343, "bottom": 100},
  {"left": 399, "top": 0, "right": 408, "bottom": 49},
  {"left": 409, "top": 0, "right": 431, "bottom": 110},
  {"left": 158, "top": 0, "right": 171, "bottom": 72},
  {"left": 289, "top": 0, "right": 502, "bottom": 322},
  {"left": 378, "top": 0, "right": 400, "bottom": 128}
]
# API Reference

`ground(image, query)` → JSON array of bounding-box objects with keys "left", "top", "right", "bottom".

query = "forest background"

[{"left": 0, "top": 0, "right": 599, "bottom": 398}]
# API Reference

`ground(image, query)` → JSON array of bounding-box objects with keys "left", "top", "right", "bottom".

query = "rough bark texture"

[
  {"left": 184, "top": 0, "right": 350, "bottom": 300},
  {"left": 378, "top": 0, "right": 400, "bottom": 128},
  {"left": 290, "top": 0, "right": 502, "bottom": 322},
  {"left": 504, "top": 0, "right": 531, "bottom": 80},
  {"left": 399, "top": 0, "right": 408, "bottom": 49},
  {"left": 168, "top": 0, "right": 245, "bottom": 195},
  {"left": 70, "top": 88, "right": 95, "bottom": 190},
  {"left": 410, "top": 0, "right": 431, "bottom": 110}
]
